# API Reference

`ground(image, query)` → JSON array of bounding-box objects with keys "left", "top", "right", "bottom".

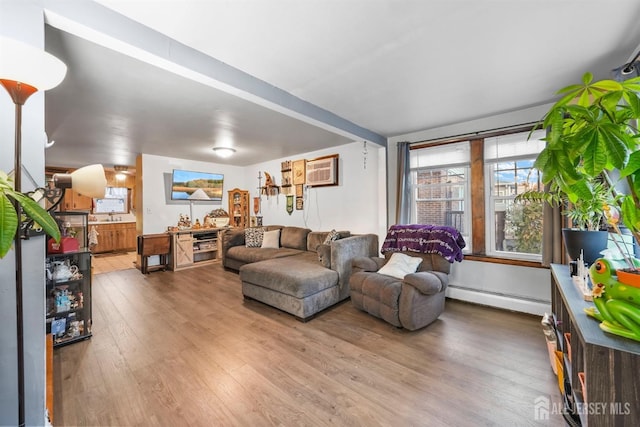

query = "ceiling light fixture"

[
  {"left": 213, "top": 147, "right": 236, "bottom": 158},
  {"left": 114, "top": 165, "right": 128, "bottom": 181}
]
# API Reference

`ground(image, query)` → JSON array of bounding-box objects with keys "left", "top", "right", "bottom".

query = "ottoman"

[{"left": 239, "top": 254, "right": 340, "bottom": 320}]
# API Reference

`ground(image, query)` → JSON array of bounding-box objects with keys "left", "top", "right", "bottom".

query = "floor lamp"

[{"left": 0, "top": 36, "right": 67, "bottom": 427}]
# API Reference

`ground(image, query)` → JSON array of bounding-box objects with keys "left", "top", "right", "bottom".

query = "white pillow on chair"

[{"left": 377, "top": 253, "right": 422, "bottom": 279}]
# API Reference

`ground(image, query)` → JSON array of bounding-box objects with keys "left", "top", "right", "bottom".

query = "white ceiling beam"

[{"left": 42, "top": 0, "right": 386, "bottom": 147}]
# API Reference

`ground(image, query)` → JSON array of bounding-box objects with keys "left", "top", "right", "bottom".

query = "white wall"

[
  {"left": 142, "top": 141, "right": 387, "bottom": 241},
  {"left": 245, "top": 141, "right": 386, "bottom": 236},
  {"left": 141, "top": 154, "right": 244, "bottom": 234},
  {"left": 388, "top": 104, "right": 555, "bottom": 315}
]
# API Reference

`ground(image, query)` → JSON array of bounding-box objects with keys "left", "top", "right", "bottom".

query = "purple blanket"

[{"left": 381, "top": 224, "right": 466, "bottom": 263}]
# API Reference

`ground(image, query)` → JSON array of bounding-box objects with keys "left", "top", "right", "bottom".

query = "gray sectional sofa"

[{"left": 220, "top": 225, "right": 379, "bottom": 320}]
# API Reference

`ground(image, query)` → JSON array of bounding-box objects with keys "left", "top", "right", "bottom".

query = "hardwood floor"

[
  {"left": 54, "top": 263, "right": 566, "bottom": 426},
  {"left": 91, "top": 252, "right": 137, "bottom": 275}
]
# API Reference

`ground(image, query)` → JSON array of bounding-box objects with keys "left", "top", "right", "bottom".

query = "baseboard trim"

[{"left": 446, "top": 286, "right": 551, "bottom": 316}]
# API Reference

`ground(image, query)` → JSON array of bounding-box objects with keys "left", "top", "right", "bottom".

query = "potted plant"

[
  {"left": 517, "top": 175, "right": 614, "bottom": 264},
  {"left": 531, "top": 72, "right": 640, "bottom": 268},
  {"left": 0, "top": 170, "right": 60, "bottom": 258}
]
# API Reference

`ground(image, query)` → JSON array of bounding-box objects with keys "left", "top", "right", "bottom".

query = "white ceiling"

[{"left": 43, "top": 0, "right": 640, "bottom": 169}]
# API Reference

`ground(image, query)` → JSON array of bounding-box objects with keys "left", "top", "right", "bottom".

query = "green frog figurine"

[{"left": 587, "top": 258, "right": 640, "bottom": 342}]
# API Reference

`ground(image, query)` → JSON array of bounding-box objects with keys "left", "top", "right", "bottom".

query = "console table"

[
  {"left": 169, "top": 228, "right": 223, "bottom": 271},
  {"left": 550, "top": 264, "right": 640, "bottom": 426}
]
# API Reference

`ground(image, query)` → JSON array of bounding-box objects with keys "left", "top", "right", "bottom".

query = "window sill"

[{"left": 463, "top": 254, "right": 547, "bottom": 269}]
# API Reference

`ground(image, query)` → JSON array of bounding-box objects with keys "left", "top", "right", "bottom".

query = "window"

[
  {"left": 409, "top": 141, "right": 472, "bottom": 251},
  {"left": 484, "top": 130, "right": 545, "bottom": 260},
  {"left": 406, "top": 127, "right": 546, "bottom": 262}
]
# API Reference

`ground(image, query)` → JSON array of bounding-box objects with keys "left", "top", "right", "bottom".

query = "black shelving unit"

[
  {"left": 46, "top": 212, "right": 92, "bottom": 347},
  {"left": 46, "top": 250, "right": 92, "bottom": 347}
]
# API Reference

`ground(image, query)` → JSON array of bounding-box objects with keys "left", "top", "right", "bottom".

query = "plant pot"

[
  {"left": 616, "top": 268, "right": 640, "bottom": 289},
  {"left": 562, "top": 229, "right": 609, "bottom": 266}
]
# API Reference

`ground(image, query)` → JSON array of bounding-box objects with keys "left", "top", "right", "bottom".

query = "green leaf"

[
  {"left": 0, "top": 194, "right": 17, "bottom": 258},
  {"left": 621, "top": 150, "right": 640, "bottom": 177},
  {"left": 598, "top": 123, "right": 630, "bottom": 170},
  {"left": 622, "top": 196, "right": 640, "bottom": 232},
  {"left": 590, "top": 80, "right": 622, "bottom": 91},
  {"left": 582, "top": 72, "right": 594, "bottom": 85},
  {"left": 9, "top": 192, "right": 60, "bottom": 243}
]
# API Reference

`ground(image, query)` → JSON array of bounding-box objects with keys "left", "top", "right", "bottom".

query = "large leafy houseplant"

[
  {"left": 0, "top": 170, "right": 60, "bottom": 258},
  {"left": 533, "top": 72, "right": 640, "bottom": 242},
  {"left": 517, "top": 177, "right": 614, "bottom": 231}
]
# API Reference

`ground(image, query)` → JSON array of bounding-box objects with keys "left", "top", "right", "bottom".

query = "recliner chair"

[{"left": 350, "top": 251, "right": 451, "bottom": 330}]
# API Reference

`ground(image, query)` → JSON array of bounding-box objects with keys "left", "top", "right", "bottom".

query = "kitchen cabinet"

[
  {"left": 228, "top": 188, "right": 249, "bottom": 228},
  {"left": 90, "top": 222, "right": 137, "bottom": 253},
  {"left": 63, "top": 189, "right": 93, "bottom": 211}
]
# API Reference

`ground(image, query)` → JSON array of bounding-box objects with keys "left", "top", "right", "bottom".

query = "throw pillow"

[
  {"left": 245, "top": 227, "right": 265, "bottom": 247},
  {"left": 323, "top": 229, "right": 340, "bottom": 245},
  {"left": 317, "top": 244, "right": 331, "bottom": 268},
  {"left": 377, "top": 253, "right": 422, "bottom": 280},
  {"left": 261, "top": 229, "right": 281, "bottom": 249}
]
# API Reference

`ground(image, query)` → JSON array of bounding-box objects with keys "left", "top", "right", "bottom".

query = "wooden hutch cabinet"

[{"left": 228, "top": 188, "right": 249, "bottom": 228}]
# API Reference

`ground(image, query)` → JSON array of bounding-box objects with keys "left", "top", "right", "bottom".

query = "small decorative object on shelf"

[
  {"left": 587, "top": 258, "right": 640, "bottom": 342},
  {"left": 177, "top": 213, "right": 191, "bottom": 229},
  {"left": 206, "top": 208, "right": 229, "bottom": 228},
  {"left": 261, "top": 172, "right": 280, "bottom": 197},
  {"left": 570, "top": 251, "right": 591, "bottom": 301}
]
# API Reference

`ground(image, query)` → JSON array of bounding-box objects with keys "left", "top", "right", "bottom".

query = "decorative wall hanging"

[
  {"left": 306, "top": 154, "right": 339, "bottom": 187},
  {"left": 260, "top": 171, "right": 280, "bottom": 197},
  {"left": 286, "top": 195, "right": 294, "bottom": 215},
  {"left": 295, "top": 184, "right": 304, "bottom": 198},
  {"left": 281, "top": 160, "right": 293, "bottom": 195},
  {"left": 293, "top": 159, "right": 306, "bottom": 185},
  {"left": 296, "top": 197, "right": 304, "bottom": 210}
]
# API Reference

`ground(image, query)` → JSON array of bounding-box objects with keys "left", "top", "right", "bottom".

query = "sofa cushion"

[
  {"left": 245, "top": 227, "right": 265, "bottom": 247},
  {"left": 280, "top": 226, "right": 311, "bottom": 250},
  {"left": 350, "top": 271, "right": 402, "bottom": 327},
  {"left": 317, "top": 244, "right": 332, "bottom": 268},
  {"left": 323, "top": 229, "right": 340, "bottom": 244},
  {"left": 307, "top": 230, "right": 351, "bottom": 252},
  {"left": 240, "top": 255, "right": 339, "bottom": 298},
  {"left": 227, "top": 246, "right": 302, "bottom": 264},
  {"left": 261, "top": 229, "right": 281, "bottom": 248}
]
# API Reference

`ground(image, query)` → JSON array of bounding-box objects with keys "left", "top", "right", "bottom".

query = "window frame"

[
  {"left": 484, "top": 155, "right": 543, "bottom": 262},
  {"left": 409, "top": 141, "right": 472, "bottom": 252},
  {"left": 407, "top": 124, "right": 545, "bottom": 266}
]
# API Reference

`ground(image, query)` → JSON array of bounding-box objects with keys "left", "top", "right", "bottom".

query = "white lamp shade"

[
  {"left": 51, "top": 164, "right": 108, "bottom": 199},
  {"left": 0, "top": 36, "right": 67, "bottom": 90},
  {"left": 70, "top": 164, "right": 107, "bottom": 198}
]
